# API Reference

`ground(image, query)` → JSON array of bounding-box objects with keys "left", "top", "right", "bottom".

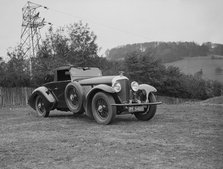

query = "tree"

[
  {"left": 37, "top": 21, "right": 98, "bottom": 65},
  {"left": 0, "top": 57, "right": 6, "bottom": 85},
  {"left": 31, "top": 21, "right": 99, "bottom": 86},
  {"left": 124, "top": 51, "right": 141, "bottom": 82},
  {"left": 67, "top": 22, "right": 98, "bottom": 66},
  {"left": 0, "top": 46, "right": 30, "bottom": 87},
  {"left": 213, "top": 44, "right": 223, "bottom": 55}
]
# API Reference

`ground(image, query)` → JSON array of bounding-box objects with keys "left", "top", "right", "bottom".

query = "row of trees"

[
  {"left": 106, "top": 41, "right": 223, "bottom": 63},
  {"left": 0, "top": 22, "right": 222, "bottom": 99},
  {"left": 0, "top": 22, "right": 105, "bottom": 87}
]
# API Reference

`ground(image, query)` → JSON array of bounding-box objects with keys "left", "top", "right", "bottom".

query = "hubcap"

[
  {"left": 37, "top": 97, "right": 45, "bottom": 114},
  {"left": 70, "top": 94, "right": 74, "bottom": 101},
  {"left": 97, "top": 105, "right": 103, "bottom": 113},
  {"left": 96, "top": 98, "right": 108, "bottom": 119},
  {"left": 68, "top": 88, "right": 78, "bottom": 107},
  {"left": 38, "top": 103, "right": 42, "bottom": 109}
]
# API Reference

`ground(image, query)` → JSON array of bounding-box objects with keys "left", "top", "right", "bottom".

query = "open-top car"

[{"left": 28, "top": 66, "right": 162, "bottom": 124}]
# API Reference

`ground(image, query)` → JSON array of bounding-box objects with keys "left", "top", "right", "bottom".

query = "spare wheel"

[{"left": 65, "top": 82, "right": 84, "bottom": 114}]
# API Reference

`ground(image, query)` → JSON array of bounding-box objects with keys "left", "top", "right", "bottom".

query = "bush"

[{"left": 123, "top": 52, "right": 223, "bottom": 100}]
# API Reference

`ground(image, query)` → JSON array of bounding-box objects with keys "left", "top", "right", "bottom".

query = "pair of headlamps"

[{"left": 112, "top": 81, "right": 139, "bottom": 93}]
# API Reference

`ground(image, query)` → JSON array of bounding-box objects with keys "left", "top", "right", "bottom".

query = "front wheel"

[
  {"left": 35, "top": 95, "right": 50, "bottom": 117},
  {"left": 134, "top": 93, "right": 157, "bottom": 121},
  {"left": 92, "top": 92, "right": 116, "bottom": 125}
]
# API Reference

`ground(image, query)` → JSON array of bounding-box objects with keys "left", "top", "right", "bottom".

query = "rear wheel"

[
  {"left": 134, "top": 93, "right": 157, "bottom": 121},
  {"left": 92, "top": 92, "right": 116, "bottom": 125},
  {"left": 65, "top": 82, "right": 84, "bottom": 115},
  {"left": 35, "top": 95, "right": 50, "bottom": 117}
]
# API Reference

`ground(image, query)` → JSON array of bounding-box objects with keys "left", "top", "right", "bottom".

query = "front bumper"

[{"left": 111, "top": 102, "right": 162, "bottom": 106}]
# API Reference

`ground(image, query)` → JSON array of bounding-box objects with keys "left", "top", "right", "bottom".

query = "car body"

[{"left": 28, "top": 66, "right": 162, "bottom": 124}]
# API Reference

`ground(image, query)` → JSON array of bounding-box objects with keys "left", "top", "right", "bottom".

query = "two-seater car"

[{"left": 28, "top": 66, "right": 162, "bottom": 124}]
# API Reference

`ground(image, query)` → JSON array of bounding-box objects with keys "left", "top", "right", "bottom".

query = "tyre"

[
  {"left": 35, "top": 95, "right": 50, "bottom": 117},
  {"left": 134, "top": 93, "right": 157, "bottom": 121},
  {"left": 65, "top": 82, "right": 84, "bottom": 115},
  {"left": 92, "top": 92, "right": 116, "bottom": 125}
]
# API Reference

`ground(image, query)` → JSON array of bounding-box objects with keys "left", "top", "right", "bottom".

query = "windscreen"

[{"left": 70, "top": 67, "right": 102, "bottom": 80}]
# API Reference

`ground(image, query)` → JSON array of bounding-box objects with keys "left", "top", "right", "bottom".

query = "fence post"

[
  {"left": 0, "top": 87, "right": 2, "bottom": 108},
  {"left": 25, "top": 87, "right": 28, "bottom": 105}
]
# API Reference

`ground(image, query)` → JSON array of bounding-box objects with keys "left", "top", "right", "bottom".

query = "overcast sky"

[{"left": 0, "top": 0, "right": 223, "bottom": 60}]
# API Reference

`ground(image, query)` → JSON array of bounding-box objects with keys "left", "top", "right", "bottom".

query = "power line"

[
  {"left": 44, "top": 5, "right": 151, "bottom": 41},
  {"left": 20, "top": 0, "right": 152, "bottom": 63}
]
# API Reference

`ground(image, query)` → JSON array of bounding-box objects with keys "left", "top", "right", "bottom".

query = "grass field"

[
  {"left": 165, "top": 56, "right": 223, "bottom": 83},
  {"left": 0, "top": 103, "right": 223, "bottom": 169}
]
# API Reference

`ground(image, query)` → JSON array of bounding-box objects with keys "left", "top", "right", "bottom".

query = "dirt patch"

[{"left": 0, "top": 104, "right": 222, "bottom": 169}]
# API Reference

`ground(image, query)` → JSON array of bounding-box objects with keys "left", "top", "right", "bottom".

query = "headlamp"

[
  {"left": 112, "top": 81, "right": 121, "bottom": 92},
  {"left": 131, "top": 81, "right": 139, "bottom": 92}
]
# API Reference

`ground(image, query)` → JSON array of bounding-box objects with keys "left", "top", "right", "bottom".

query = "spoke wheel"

[
  {"left": 65, "top": 82, "right": 84, "bottom": 115},
  {"left": 35, "top": 95, "right": 49, "bottom": 117},
  {"left": 92, "top": 92, "right": 116, "bottom": 125},
  {"left": 134, "top": 93, "right": 157, "bottom": 121},
  {"left": 67, "top": 87, "right": 79, "bottom": 110},
  {"left": 95, "top": 98, "right": 109, "bottom": 119}
]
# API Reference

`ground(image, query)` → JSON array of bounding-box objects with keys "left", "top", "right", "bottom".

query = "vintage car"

[{"left": 28, "top": 66, "right": 162, "bottom": 124}]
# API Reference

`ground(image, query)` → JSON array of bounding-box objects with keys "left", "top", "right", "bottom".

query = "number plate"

[{"left": 128, "top": 106, "right": 144, "bottom": 113}]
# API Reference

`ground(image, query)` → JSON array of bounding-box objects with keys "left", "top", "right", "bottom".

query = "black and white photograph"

[{"left": 0, "top": 0, "right": 222, "bottom": 168}]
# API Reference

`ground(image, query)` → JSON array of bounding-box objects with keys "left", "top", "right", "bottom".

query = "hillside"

[
  {"left": 202, "top": 96, "right": 223, "bottom": 104},
  {"left": 105, "top": 42, "right": 223, "bottom": 63},
  {"left": 165, "top": 56, "right": 223, "bottom": 83}
]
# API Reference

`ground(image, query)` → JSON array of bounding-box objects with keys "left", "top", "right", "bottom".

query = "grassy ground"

[{"left": 0, "top": 103, "right": 222, "bottom": 169}]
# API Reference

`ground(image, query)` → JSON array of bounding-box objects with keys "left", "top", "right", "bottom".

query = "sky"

[{"left": 0, "top": 0, "right": 223, "bottom": 60}]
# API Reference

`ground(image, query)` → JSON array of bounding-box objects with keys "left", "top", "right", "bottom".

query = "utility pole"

[{"left": 20, "top": 1, "right": 48, "bottom": 77}]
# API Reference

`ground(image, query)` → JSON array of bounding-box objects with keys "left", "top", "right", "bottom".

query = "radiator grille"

[{"left": 117, "top": 79, "right": 130, "bottom": 103}]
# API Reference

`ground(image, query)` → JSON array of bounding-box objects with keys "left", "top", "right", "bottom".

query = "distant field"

[{"left": 165, "top": 56, "right": 223, "bottom": 83}]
